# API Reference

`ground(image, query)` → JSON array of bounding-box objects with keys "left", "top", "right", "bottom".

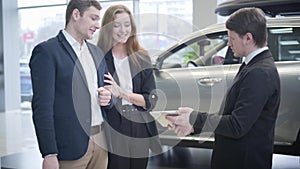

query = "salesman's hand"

[
  {"left": 166, "top": 107, "right": 193, "bottom": 126},
  {"left": 97, "top": 87, "right": 111, "bottom": 106},
  {"left": 169, "top": 125, "right": 194, "bottom": 137},
  {"left": 166, "top": 107, "right": 194, "bottom": 136},
  {"left": 43, "top": 155, "right": 59, "bottom": 169}
]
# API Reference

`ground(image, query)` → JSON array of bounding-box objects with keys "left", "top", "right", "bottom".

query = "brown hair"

[
  {"left": 225, "top": 7, "right": 267, "bottom": 48},
  {"left": 65, "top": 0, "right": 102, "bottom": 27},
  {"left": 97, "top": 4, "right": 148, "bottom": 68}
]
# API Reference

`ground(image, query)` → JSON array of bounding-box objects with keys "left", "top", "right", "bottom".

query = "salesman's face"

[
  {"left": 74, "top": 6, "right": 100, "bottom": 41},
  {"left": 227, "top": 30, "right": 247, "bottom": 58}
]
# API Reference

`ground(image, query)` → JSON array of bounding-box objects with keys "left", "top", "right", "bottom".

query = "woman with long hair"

[{"left": 97, "top": 4, "right": 161, "bottom": 169}]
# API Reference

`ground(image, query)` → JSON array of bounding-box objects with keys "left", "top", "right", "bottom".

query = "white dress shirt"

[{"left": 62, "top": 30, "right": 103, "bottom": 126}]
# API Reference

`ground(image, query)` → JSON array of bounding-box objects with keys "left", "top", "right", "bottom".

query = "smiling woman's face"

[{"left": 112, "top": 12, "right": 132, "bottom": 45}]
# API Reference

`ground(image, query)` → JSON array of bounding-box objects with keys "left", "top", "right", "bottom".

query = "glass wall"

[
  {"left": 18, "top": 0, "right": 193, "bottom": 58},
  {"left": 18, "top": 0, "right": 68, "bottom": 8}
]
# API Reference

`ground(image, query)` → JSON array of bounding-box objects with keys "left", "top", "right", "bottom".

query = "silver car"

[{"left": 152, "top": 16, "right": 300, "bottom": 155}]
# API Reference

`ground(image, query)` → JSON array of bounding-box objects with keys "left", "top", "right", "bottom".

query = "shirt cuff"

[
  {"left": 189, "top": 111, "right": 207, "bottom": 134},
  {"left": 44, "top": 154, "right": 58, "bottom": 158}
]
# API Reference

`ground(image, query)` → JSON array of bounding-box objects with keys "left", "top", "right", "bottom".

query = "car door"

[
  {"left": 268, "top": 26, "right": 300, "bottom": 148},
  {"left": 153, "top": 32, "right": 242, "bottom": 113}
]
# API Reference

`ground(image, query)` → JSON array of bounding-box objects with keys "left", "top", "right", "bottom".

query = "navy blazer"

[
  {"left": 104, "top": 50, "right": 162, "bottom": 153},
  {"left": 191, "top": 50, "right": 280, "bottom": 169},
  {"left": 30, "top": 31, "right": 111, "bottom": 160}
]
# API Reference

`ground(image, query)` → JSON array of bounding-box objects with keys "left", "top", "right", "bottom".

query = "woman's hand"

[
  {"left": 104, "top": 73, "right": 122, "bottom": 98},
  {"left": 104, "top": 73, "right": 146, "bottom": 108}
]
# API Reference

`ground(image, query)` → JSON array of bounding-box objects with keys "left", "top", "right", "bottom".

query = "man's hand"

[
  {"left": 170, "top": 125, "right": 194, "bottom": 137},
  {"left": 43, "top": 155, "right": 59, "bottom": 169},
  {"left": 166, "top": 107, "right": 193, "bottom": 126},
  {"left": 166, "top": 107, "right": 194, "bottom": 136},
  {"left": 97, "top": 86, "right": 112, "bottom": 106}
]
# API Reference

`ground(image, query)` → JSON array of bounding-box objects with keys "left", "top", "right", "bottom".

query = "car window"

[
  {"left": 137, "top": 33, "right": 179, "bottom": 63},
  {"left": 161, "top": 33, "right": 239, "bottom": 68},
  {"left": 160, "top": 26, "right": 300, "bottom": 69},
  {"left": 268, "top": 27, "right": 300, "bottom": 62}
]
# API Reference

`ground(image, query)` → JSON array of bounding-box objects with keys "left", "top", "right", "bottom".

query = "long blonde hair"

[{"left": 97, "top": 5, "right": 148, "bottom": 68}]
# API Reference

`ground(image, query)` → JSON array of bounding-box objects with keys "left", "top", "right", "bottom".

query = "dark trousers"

[
  {"left": 107, "top": 152, "right": 148, "bottom": 169},
  {"left": 107, "top": 105, "right": 150, "bottom": 169}
]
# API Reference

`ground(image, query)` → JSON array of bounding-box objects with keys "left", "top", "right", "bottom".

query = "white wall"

[{"left": 193, "top": 0, "right": 218, "bottom": 31}]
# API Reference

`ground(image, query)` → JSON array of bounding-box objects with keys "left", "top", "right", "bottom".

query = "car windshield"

[{"left": 159, "top": 33, "right": 233, "bottom": 69}]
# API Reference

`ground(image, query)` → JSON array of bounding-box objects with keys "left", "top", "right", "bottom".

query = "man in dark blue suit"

[
  {"left": 30, "top": 0, "right": 112, "bottom": 168},
  {"left": 167, "top": 8, "right": 280, "bottom": 169}
]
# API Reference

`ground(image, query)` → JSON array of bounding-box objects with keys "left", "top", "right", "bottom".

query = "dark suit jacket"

[
  {"left": 30, "top": 31, "right": 111, "bottom": 160},
  {"left": 190, "top": 50, "right": 280, "bottom": 169},
  {"left": 104, "top": 50, "right": 162, "bottom": 154}
]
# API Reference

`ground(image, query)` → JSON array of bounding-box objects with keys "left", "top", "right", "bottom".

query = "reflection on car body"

[{"left": 152, "top": 16, "right": 300, "bottom": 155}]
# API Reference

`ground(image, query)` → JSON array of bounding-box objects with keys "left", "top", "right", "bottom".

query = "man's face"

[
  {"left": 227, "top": 30, "right": 247, "bottom": 58},
  {"left": 75, "top": 6, "right": 100, "bottom": 41},
  {"left": 112, "top": 12, "right": 132, "bottom": 45}
]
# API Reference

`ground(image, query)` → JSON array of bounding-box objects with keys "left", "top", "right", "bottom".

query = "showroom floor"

[{"left": 0, "top": 111, "right": 299, "bottom": 169}]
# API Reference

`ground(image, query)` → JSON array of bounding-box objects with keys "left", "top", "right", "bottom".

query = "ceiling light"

[
  {"left": 269, "top": 28, "right": 293, "bottom": 34},
  {"left": 288, "top": 50, "right": 300, "bottom": 54},
  {"left": 280, "top": 40, "right": 299, "bottom": 45}
]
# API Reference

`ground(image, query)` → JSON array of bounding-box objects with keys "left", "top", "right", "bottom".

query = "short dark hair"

[
  {"left": 225, "top": 7, "right": 267, "bottom": 47},
  {"left": 65, "top": 0, "right": 102, "bottom": 27}
]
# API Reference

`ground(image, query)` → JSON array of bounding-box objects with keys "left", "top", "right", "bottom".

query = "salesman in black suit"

[
  {"left": 167, "top": 7, "right": 280, "bottom": 169},
  {"left": 30, "top": 0, "right": 112, "bottom": 169}
]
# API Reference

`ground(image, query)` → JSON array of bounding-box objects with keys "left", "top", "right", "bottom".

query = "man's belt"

[{"left": 90, "top": 123, "right": 104, "bottom": 135}]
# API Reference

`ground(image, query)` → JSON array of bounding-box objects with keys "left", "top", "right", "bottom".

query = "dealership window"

[
  {"left": 18, "top": 0, "right": 68, "bottom": 8},
  {"left": 18, "top": 0, "right": 193, "bottom": 59},
  {"left": 17, "top": 0, "right": 193, "bottom": 108}
]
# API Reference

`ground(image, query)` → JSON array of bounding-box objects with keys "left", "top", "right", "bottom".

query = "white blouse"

[{"left": 113, "top": 56, "right": 133, "bottom": 105}]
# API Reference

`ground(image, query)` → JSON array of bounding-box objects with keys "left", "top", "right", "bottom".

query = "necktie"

[
  {"left": 238, "top": 62, "right": 246, "bottom": 74},
  {"left": 234, "top": 62, "right": 246, "bottom": 80}
]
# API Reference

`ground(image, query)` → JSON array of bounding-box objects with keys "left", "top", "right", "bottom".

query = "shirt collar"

[
  {"left": 62, "top": 30, "right": 83, "bottom": 57},
  {"left": 244, "top": 46, "right": 268, "bottom": 65}
]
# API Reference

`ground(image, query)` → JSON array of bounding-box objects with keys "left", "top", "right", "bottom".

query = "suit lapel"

[
  {"left": 105, "top": 50, "right": 120, "bottom": 85},
  {"left": 233, "top": 50, "right": 272, "bottom": 83},
  {"left": 58, "top": 31, "right": 88, "bottom": 88},
  {"left": 227, "top": 49, "right": 272, "bottom": 104},
  {"left": 223, "top": 49, "right": 273, "bottom": 115},
  {"left": 58, "top": 31, "right": 77, "bottom": 63},
  {"left": 86, "top": 42, "right": 103, "bottom": 87},
  {"left": 105, "top": 50, "right": 123, "bottom": 108},
  {"left": 86, "top": 42, "right": 101, "bottom": 69},
  {"left": 247, "top": 50, "right": 272, "bottom": 67},
  {"left": 128, "top": 56, "right": 139, "bottom": 93}
]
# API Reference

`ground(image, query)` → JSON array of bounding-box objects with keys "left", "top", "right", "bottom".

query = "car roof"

[{"left": 215, "top": 0, "right": 300, "bottom": 17}]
